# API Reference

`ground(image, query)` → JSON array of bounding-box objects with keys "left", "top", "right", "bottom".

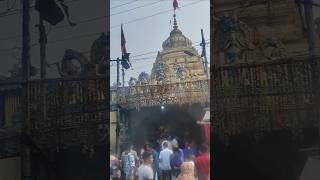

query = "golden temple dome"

[{"left": 162, "top": 15, "right": 193, "bottom": 50}]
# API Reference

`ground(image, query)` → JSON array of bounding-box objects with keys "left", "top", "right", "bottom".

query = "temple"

[
  {"left": 150, "top": 14, "right": 206, "bottom": 84},
  {"left": 110, "top": 12, "right": 210, "bottom": 153}
]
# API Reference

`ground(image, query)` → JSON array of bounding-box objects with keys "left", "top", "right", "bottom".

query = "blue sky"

[{"left": 110, "top": 0, "right": 210, "bottom": 86}]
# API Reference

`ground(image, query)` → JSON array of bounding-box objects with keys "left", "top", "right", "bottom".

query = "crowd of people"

[{"left": 110, "top": 138, "right": 210, "bottom": 180}]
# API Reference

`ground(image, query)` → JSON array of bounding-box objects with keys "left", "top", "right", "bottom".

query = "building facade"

[
  {"left": 211, "top": 1, "right": 320, "bottom": 179},
  {"left": 150, "top": 17, "right": 206, "bottom": 84},
  {"left": 0, "top": 33, "right": 109, "bottom": 180},
  {"left": 212, "top": 0, "right": 320, "bottom": 141},
  {"left": 112, "top": 14, "right": 210, "bottom": 151}
]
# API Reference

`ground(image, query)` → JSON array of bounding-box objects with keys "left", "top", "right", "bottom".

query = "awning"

[
  {"left": 197, "top": 110, "right": 210, "bottom": 124},
  {"left": 198, "top": 109, "right": 211, "bottom": 145},
  {"left": 203, "top": 124, "right": 210, "bottom": 145},
  {"left": 203, "top": 110, "right": 210, "bottom": 122}
]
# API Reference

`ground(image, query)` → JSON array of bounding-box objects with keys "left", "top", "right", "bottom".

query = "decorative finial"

[
  {"left": 172, "top": 0, "right": 179, "bottom": 30},
  {"left": 173, "top": 13, "right": 178, "bottom": 30}
]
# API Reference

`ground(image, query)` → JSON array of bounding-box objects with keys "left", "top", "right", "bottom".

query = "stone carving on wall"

[
  {"left": 129, "top": 77, "right": 137, "bottom": 87},
  {"left": 176, "top": 65, "right": 187, "bottom": 80},
  {"left": 138, "top": 72, "right": 150, "bottom": 85},
  {"left": 260, "top": 37, "right": 287, "bottom": 60},
  {"left": 58, "top": 49, "right": 88, "bottom": 77},
  {"left": 57, "top": 33, "right": 108, "bottom": 78},
  {"left": 215, "top": 11, "right": 256, "bottom": 64},
  {"left": 214, "top": 9, "right": 291, "bottom": 64},
  {"left": 153, "top": 62, "right": 170, "bottom": 84}
]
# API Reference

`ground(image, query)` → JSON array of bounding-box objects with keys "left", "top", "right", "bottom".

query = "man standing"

[
  {"left": 137, "top": 151, "right": 154, "bottom": 180},
  {"left": 121, "top": 143, "right": 139, "bottom": 179},
  {"left": 170, "top": 146, "right": 184, "bottom": 178},
  {"left": 195, "top": 144, "right": 210, "bottom": 180},
  {"left": 144, "top": 143, "right": 160, "bottom": 180},
  {"left": 183, "top": 141, "right": 197, "bottom": 159},
  {"left": 121, "top": 143, "right": 139, "bottom": 166},
  {"left": 121, "top": 144, "right": 136, "bottom": 180},
  {"left": 161, "top": 139, "right": 171, "bottom": 150},
  {"left": 159, "top": 142, "right": 173, "bottom": 180}
]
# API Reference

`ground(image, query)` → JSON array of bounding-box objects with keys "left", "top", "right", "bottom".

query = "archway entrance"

[{"left": 127, "top": 104, "right": 206, "bottom": 151}]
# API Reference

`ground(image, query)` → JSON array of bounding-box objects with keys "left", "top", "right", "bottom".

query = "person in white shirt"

[
  {"left": 161, "top": 140, "right": 168, "bottom": 150},
  {"left": 137, "top": 151, "right": 154, "bottom": 180},
  {"left": 159, "top": 142, "right": 173, "bottom": 180}
]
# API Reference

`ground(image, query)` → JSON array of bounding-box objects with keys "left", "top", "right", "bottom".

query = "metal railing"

[
  {"left": 211, "top": 58, "right": 319, "bottom": 140},
  {"left": 0, "top": 77, "right": 108, "bottom": 154},
  {"left": 28, "top": 77, "right": 108, "bottom": 149},
  {"left": 114, "top": 79, "right": 210, "bottom": 108}
]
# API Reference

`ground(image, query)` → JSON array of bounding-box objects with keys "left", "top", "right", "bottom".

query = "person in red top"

[{"left": 195, "top": 144, "right": 210, "bottom": 180}]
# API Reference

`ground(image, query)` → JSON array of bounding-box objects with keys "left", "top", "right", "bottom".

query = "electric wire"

[
  {"left": 110, "top": 0, "right": 163, "bottom": 16},
  {"left": 0, "top": 31, "right": 104, "bottom": 54},
  {"left": 121, "top": 39, "right": 209, "bottom": 59},
  {"left": 110, "top": 43, "right": 211, "bottom": 72},
  {"left": 0, "top": 0, "right": 205, "bottom": 41},
  {"left": 110, "top": 0, "right": 139, "bottom": 9},
  {"left": 110, "top": 0, "right": 206, "bottom": 29}
]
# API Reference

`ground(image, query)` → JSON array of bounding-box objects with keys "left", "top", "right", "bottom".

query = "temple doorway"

[{"left": 127, "top": 104, "right": 206, "bottom": 151}]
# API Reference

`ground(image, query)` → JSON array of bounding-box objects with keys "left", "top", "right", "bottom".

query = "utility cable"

[
  {"left": 110, "top": 0, "right": 206, "bottom": 29},
  {"left": 0, "top": 0, "right": 205, "bottom": 41},
  {"left": 110, "top": 0, "right": 139, "bottom": 9},
  {"left": 110, "top": 0, "right": 163, "bottom": 16}
]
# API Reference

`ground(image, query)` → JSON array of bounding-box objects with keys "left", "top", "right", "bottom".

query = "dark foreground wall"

[
  {"left": 31, "top": 144, "right": 107, "bottom": 180},
  {"left": 213, "top": 129, "right": 319, "bottom": 180}
]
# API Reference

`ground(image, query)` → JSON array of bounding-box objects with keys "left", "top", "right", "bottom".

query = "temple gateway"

[{"left": 110, "top": 14, "right": 210, "bottom": 154}]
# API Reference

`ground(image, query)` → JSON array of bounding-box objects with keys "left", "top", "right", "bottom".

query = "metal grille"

[
  {"left": 117, "top": 79, "right": 210, "bottom": 108},
  {"left": 29, "top": 77, "right": 108, "bottom": 149},
  {"left": 211, "top": 59, "right": 318, "bottom": 141},
  {"left": 0, "top": 83, "right": 21, "bottom": 159}
]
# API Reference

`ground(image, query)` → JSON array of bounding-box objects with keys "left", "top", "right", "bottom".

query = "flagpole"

[
  {"left": 200, "top": 29, "right": 209, "bottom": 79},
  {"left": 120, "top": 24, "right": 131, "bottom": 87}
]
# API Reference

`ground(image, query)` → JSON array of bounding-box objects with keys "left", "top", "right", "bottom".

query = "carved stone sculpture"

[
  {"left": 153, "top": 62, "right": 170, "bottom": 84},
  {"left": 57, "top": 33, "right": 108, "bottom": 78},
  {"left": 216, "top": 12, "right": 256, "bottom": 63},
  {"left": 176, "top": 65, "right": 187, "bottom": 80},
  {"left": 260, "top": 37, "right": 287, "bottom": 60},
  {"left": 138, "top": 72, "right": 150, "bottom": 85},
  {"left": 128, "top": 77, "right": 137, "bottom": 87}
]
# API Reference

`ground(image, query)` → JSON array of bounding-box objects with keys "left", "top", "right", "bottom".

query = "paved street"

[{"left": 299, "top": 157, "right": 320, "bottom": 180}]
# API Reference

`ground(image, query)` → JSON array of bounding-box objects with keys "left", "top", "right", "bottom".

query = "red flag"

[
  {"left": 121, "top": 24, "right": 127, "bottom": 54},
  {"left": 173, "top": 0, "right": 178, "bottom": 11}
]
